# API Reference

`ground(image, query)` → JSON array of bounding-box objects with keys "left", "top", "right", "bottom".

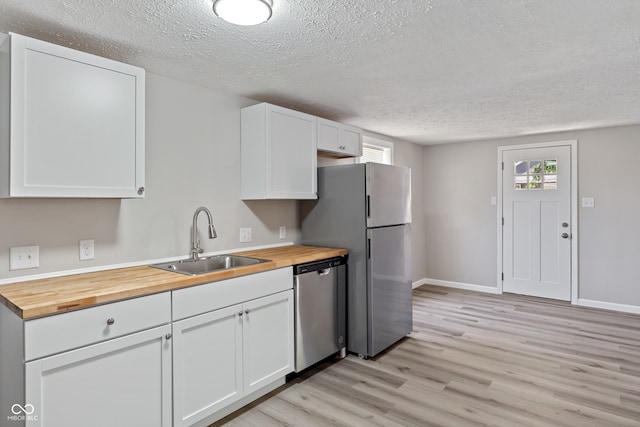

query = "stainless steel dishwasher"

[{"left": 293, "top": 256, "right": 347, "bottom": 372}]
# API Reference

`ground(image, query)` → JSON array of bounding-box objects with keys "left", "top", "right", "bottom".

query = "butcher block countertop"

[{"left": 0, "top": 245, "right": 347, "bottom": 320}]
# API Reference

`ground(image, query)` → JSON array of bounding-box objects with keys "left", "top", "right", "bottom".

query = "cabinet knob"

[
  {"left": 245, "top": 309, "right": 250, "bottom": 315},
  {"left": 137, "top": 186, "right": 145, "bottom": 195},
  {"left": 106, "top": 318, "right": 115, "bottom": 326},
  {"left": 165, "top": 333, "right": 172, "bottom": 340},
  {"left": 238, "top": 311, "right": 243, "bottom": 317},
  {"left": 339, "top": 145, "right": 346, "bottom": 150}
]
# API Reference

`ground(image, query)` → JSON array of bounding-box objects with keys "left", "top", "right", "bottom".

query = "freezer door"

[
  {"left": 366, "top": 163, "right": 412, "bottom": 228},
  {"left": 367, "top": 225, "right": 413, "bottom": 357}
]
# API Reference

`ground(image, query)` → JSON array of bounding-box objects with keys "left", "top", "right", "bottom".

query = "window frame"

[{"left": 358, "top": 137, "right": 394, "bottom": 165}]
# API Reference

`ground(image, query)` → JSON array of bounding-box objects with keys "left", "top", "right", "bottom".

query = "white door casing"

[{"left": 498, "top": 141, "right": 577, "bottom": 302}]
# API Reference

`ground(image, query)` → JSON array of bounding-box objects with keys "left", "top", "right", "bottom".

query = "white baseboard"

[
  {"left": 412, "top": 278, "right": 429, "bottom": 289},
  {"left": 415, "top": 278, "right": 501, "bottom": 294},
  {"left": 414, "top": 279, "right": 640, "bottom": 315},
  {"left": 577, "top": 299, "right": 640, "bottom": 315}
]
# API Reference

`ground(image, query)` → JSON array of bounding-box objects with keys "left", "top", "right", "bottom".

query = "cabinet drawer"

[
  {"left": 25, "top": 292, "right": 170, "bottom": 361},
  {"left": 172, "top": 267, "right": 293, "bottom": 321}
]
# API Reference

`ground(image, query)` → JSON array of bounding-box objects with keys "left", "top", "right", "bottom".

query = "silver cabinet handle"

[
  {"left": 561, "top": 233, "right": 570, "bottom": 239},
  {"left": 106, "top": 318, "right": 115, "bottom": 326},
  {"left": 165, "top": 333, "right": 172, "bottom": 340}
]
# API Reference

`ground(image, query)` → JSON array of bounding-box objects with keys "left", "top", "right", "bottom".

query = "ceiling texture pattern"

[{"left": 1, "top": 0, "right": 639, "bottom": 144}]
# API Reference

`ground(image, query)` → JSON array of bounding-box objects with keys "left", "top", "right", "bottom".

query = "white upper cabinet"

[
  {"left": 241, "top": 103, "right": 317, "bottom": 200},
  {"left": 0, "top": 33, "right": 145, "bottom": 198},
  {"left": 317, "top": 118, "right": 363, "bottom": 157}
]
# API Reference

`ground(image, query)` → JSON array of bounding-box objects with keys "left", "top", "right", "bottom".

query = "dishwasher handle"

[{"left": 318, "top": 268, "right": 331, "bottom": 276}]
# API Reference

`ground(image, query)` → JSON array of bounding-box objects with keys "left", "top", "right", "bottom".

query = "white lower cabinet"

[
  {"left": 25, "top": 324, "right": 172, "bottom": 427},
  {"left": 173, "top": 289, "right": 294, "bottom": 427},
  {"left": 0, "top": 268, "right": 294, "bottom": 427}
]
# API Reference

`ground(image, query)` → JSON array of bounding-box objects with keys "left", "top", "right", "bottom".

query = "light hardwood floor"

[{"left": 213, "top": 286, "right": 640, "bottom": 426}]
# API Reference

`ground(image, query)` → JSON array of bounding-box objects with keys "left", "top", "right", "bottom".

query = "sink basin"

[{"left": 151, "top": 255, "right": 269, "bottom": 276}]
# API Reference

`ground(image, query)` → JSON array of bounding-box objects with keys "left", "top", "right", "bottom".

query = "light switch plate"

[
  {"left": 10, "top": 245, "right": 40, "bottom": 270},
  {"left": 279, "top": 226, "right": 286, "bottom": 240},
  {"left": 239, "top": 227, "right": 252, "bottom": 243}
]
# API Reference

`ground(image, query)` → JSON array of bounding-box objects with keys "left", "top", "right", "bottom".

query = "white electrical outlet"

[
  {"left": 79, "top": 239, "right": 95, "bottom": 261},
  {"left": 581, "top": 197, "right": 595, "bottom": 208},
  {"left": 9, "top": 245, "right": 39, "bottom": 270},
  {"left": 239, "top": 227, "right": 252, "bottom": 243},
  {"left": 279, "top": 225, "right": 286, "bottom": 240}
]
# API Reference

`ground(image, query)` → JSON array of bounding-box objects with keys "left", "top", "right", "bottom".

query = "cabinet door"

[
  {"left": 317, "top": 118, "right": 362, "bottom": 157},
  {"left": 242, "top": 290, "right": 294, "bottom": 395},
  {"left": 172, "top": 305, "right": 243, "bottom": 427},
  {"left": 25, "top": 325, "right": 172, "bottom": 427},
  {"left": 267, "top": 106, "right": 317, "bottom": 199},
  {"left": 341, "top": 125, "right": 363, "bottom": 157},
  {"left": 317, "top": 118, "right": 341, "bottom": 152},
  {"left": 3, "top": 33, "right": 145, "bottom": 198}
]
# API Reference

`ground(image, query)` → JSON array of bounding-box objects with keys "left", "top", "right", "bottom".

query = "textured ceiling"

[{"left": 1, "top": 0, "right": 639, "bottom": 144}]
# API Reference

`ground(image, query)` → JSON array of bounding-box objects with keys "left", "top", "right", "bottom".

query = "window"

[
  {"left": 359, "top": 137, "right": 394, "bottom": 165},
  {"left": 514, "top": 159, "right": 557, "bottom": 190}
]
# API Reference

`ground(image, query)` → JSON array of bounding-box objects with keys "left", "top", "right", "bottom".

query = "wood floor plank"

[{"left": 213, "top": 286, "right": 640, "bottom": 426}]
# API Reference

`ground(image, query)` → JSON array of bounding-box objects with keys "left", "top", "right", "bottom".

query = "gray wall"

[
  {"left": 4, "top": 62, "right": 633, "bottom": 310},
  {"left": 423, "top": 124, "right": 640, "bottom": 307},
  {"left": 423, "top": 139, "right": 499, "bottom": 287},
  {"left": 0, "top": 73, "right": 299, "bottom": 281}
]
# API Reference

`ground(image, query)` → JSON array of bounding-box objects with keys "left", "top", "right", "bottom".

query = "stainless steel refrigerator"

[{"left": 301, "top": 162, "right": 412, "bottom": 358}]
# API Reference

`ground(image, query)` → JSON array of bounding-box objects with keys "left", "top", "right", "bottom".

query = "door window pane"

[
  {"left": 514, "top": 161, "right": 528, "bottom": 190},
  {"left": 514, "top": 159, "right": 558, "bottom": 190}
]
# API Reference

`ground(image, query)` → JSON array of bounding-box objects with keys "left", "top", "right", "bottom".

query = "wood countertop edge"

[{"left": 0, "top": 246, "right": 348, "bottom": 320}]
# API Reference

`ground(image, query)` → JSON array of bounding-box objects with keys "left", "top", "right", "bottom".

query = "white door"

[{"left": 502, "top": 145, "right": 572, "bottom": 301}]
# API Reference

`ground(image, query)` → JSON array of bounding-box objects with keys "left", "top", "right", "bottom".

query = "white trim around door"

[{"left": 497, "top": 140, "right": 578, "bottom": 304}]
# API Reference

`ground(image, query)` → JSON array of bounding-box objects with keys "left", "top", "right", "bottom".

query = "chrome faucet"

[{"left": 191, "top": 206, "right": 217, "bottom": 260}]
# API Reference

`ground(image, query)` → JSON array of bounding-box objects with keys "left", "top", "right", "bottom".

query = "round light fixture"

[{"left": 213, "top": 0, "right": 273, "bottom": 26}]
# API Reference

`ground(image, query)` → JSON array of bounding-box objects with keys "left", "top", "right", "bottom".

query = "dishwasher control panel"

[{"left": 294, "top": 256, "right": 346, "bottom": 275}]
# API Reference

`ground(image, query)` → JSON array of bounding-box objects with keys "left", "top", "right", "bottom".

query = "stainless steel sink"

[{"left": 151, "top": 255, "right": 269, "bottom": 276}]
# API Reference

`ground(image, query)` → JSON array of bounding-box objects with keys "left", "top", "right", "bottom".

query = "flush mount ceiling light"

[{"left": 213, "top": 0, "right": 273, "bottom": 26}]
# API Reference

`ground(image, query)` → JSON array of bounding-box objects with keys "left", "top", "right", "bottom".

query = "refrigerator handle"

[
  {"left": 367, "top": 195, "right": 371, "bottom": 218},
  {"left": 367, "top": 238, "right": 371, "bottom": 259}
]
